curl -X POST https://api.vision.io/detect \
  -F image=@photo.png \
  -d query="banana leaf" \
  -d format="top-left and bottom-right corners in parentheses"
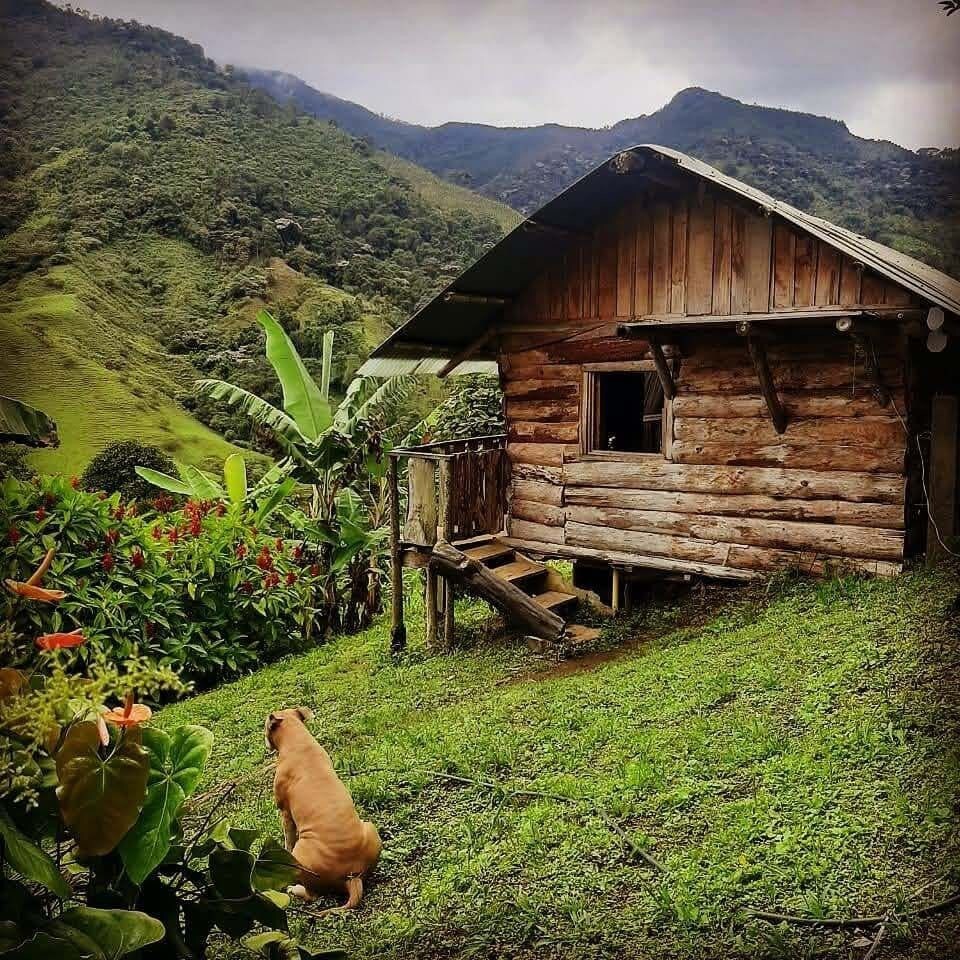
top-left (0, 396), bottom-right (58, 448)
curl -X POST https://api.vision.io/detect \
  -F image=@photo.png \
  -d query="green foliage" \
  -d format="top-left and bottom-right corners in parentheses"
top-left (0, 396), bottom-right (58, 448)
top-left (81, 440), bottom-right (179, 502)
top-left (426, 375), bottom-right (505, 443)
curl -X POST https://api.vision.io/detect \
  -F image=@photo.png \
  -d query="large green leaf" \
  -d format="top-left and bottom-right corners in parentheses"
top-left (133, 466), bottom-right (193, 497)
top-left (254, 476), bottom-right (296, 525)
top-left (196, 379), bottom-right (304, 443)
top-left (256, 311), bottom-right (331, 440)
top-left (319, 329), bottom-right (334, 403)
top-left (251, 839), bottom-right (300, 891)
top-left (0, 396), bottom-right (58, 448)
top-left (46, 907), bottom-right (164, 960)
top-left (0, 931), bottom-right (83, 959)
top-left (224, 453), bottom-right (247, 506)
top-left (244, 931), bottom-right (349, 960)
top-left (0, 805), bottom-right (71, 898)
top-left (119, 725), bottom-right (213, 884)
top-left (56, 723), bottom-right (149, 856)
top-left (181, 464), bottom-right (224, 500)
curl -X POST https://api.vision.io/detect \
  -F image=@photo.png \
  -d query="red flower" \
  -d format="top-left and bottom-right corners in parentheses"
top-left (235, 543), bottom-right (248, 560)
top-left (285, 571), bottom-right (297, 586)
top-left (113, 505), bottom-right (125, 521)
top-left (188, 516), bottom-right (202, 537)
top-left (101, 553), bottom-right (115, 572)
top-left (35, 507), bottom-right (46, 521)
top-left (151, 526), bottom-right (163, 541)
top-left (167, 527), bottom-right (179, 544)
top-left (69, 475), bottom-right (80, 489)
top-left (36, 628), bottom-right (86, 651)
top-left (292, 544), bottom-right (304, 563)
top-left (309, 563), bottom-right (320, 577)
top-left (256, 549), bottom-right (273, 571)
top-left (152, 494), bottom-right (174, 513)
top-left (7, 526), bottom-right (20, 545)
top-left (240, 580), bottom-right (254, 594)
top-left (43, 493), bottom-right (56, 507)
top-left (130, 548), bottom-right (145, 569)
top-left (263, 571), bottom-right (280, 590)
top-left (144, 620), bottom-right (155, 638)
top-left (275, 538), bottom-right (284, 552)
top-left (104, 529), bottom-right (119, 546)
top-left (103, 692), bottom-right (152, 728)
top-left (127, 503), bottom-right (138, 518)
top-left (215, 503), bottom-right (226, 517)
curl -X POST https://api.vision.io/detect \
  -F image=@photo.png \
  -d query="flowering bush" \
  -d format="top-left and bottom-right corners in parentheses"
top-left (1, 474), bottom-right (320, 685)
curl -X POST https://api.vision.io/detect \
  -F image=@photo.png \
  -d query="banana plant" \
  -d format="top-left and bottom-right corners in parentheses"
top-left (0, 395), bottom-right (58, 448)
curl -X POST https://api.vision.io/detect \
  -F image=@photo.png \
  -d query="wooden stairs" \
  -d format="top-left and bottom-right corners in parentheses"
top-left (458, 537), bottom-right (601, 647)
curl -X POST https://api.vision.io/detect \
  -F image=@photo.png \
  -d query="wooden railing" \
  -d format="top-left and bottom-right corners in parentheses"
top-left (389, 434), bottom-right (508, 547)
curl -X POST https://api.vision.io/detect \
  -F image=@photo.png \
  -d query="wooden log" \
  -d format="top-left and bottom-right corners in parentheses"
top-left (438, 459), bottom-right (455, 648)
top-left (512, 463), bottom-right (563, 485)
top-left (438, 329), bottom-right (497, 378)
top-left (403, 457), bottom-right (437, 546)
top-left (507, 517), bottom-right (565, 544)
top-left (388, 457), bottom-right (406, 652)
top-left (611, 567), bottom-right (621, 615)
top-left (508, 421), bottom-right (580, 444)
top-left (564, 486), bottom-right (904, 529)
top-left (928, 394), bottom-right (959, 560)
top-left (424, 567), bottom-right (438, 647)
top-left (505, 399), bottom-right (578, 422)
top-left (512, 479), bottom-right (564, 507)
top-left (507, 442), bottom-right (576, 466)
top-left (743, 328), bottom-right (787, 434)
top-left (565, 504), bottom-right (904, 562)
top-left (672, 392), bottom-right (904, 420)
top-left (671, 440), bottom-right (904, 473)
top-left (429, 539), bottom-right (564, 642)
top-left (502, 380), bottom-right (579, 402)
top-left (562, 458), bottom-right (904, 503)
top-left (511, 498), bottom-right (565, 526)
top-left (647, 337), bottom-right (677, 401)
top-left (673, 416), bottom-right (904, 446)
top-left (500, 361), bottom-right (581, 382)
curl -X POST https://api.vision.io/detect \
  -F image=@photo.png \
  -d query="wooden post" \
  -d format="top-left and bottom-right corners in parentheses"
top-left (388, 456), bottom-right (406, 653)
top-left (611, 567), bottom-right (621, 615)
top-left (646, 336), bottom-right (676, 401)
top-left (928, 394), bottom-right (959, 561)
top-left (438, 458), bottom-right (455, 647)
top-left (424, 568), bottom-right (438, 648)
top-left (738, 322), bottom-right (787, 434)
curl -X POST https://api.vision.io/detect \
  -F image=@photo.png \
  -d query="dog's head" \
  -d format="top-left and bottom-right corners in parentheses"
top-left (264, 706), bottom-right (315, 751)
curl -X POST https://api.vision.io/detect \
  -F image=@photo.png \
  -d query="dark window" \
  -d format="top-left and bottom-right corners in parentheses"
top-left (593, 371), bottom-right (664, 454)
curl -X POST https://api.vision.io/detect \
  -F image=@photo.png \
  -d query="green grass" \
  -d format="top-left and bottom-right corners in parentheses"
top-left (0, 246), bottom-right (240, 475)
top-left (159, 566), bottom-right (960, 958)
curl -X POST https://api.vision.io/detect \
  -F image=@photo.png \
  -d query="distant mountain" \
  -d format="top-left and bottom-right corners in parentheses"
top-left (245, 70), bottom-right (960, 274)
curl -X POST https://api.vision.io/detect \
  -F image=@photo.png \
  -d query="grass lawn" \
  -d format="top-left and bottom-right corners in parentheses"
top-left (159, 566), bottom-right (960, 959)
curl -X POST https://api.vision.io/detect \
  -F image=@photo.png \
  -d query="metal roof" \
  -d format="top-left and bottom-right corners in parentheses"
top-left (361, 144), bottom-right (960, 374)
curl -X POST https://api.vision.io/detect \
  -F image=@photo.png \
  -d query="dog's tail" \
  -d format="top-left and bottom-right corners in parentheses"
top-left (316, 874), bottom-right (363, 916)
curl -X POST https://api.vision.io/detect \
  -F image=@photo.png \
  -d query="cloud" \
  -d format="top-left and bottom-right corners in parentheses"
top-left (80, 0), bottom-right (960, 148)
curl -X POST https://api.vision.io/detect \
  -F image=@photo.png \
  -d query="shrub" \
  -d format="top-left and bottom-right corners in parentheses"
top-left (428, 375), bottom-right (505, 442)
top-left (81, 439), bottom-right (179, 501)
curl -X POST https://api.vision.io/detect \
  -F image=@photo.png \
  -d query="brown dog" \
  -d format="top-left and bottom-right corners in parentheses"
top-left (265, 707), bottom-right (381, 911)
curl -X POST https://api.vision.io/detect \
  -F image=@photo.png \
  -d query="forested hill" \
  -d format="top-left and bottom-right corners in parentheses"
top-left (0, 0), bottom-right (515, 473)
top-left (247, 70), bottom-right (960, 275)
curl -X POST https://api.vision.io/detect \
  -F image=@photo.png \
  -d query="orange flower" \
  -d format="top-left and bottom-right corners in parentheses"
top-left (103, 691), bottom-right (152, 727)
top-left (96, 713), bottom-right (110, 747)
top-left (4, 581), bottom-right (67, 603)
top-left (27, 547), bottom-right (55, 586)
top-left (36, 628), bottom-right (86, 650)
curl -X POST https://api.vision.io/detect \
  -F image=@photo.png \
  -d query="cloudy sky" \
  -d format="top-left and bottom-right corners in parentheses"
top-left (81, 0), bottom-right (960, 149)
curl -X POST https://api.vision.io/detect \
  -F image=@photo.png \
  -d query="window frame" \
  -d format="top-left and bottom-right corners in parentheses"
top-left (578, 360), bottom-right (674, 462)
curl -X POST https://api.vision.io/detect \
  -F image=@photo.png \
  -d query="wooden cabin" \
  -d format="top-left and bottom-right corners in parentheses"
top-left (362, 145), bottom-right (960, 648)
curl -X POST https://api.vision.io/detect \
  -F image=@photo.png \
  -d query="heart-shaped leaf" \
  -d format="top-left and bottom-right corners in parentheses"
top-left (0, 804), bottom-right (71, 897)
top-left (119, 724), bottom-right (213, 883)
top-left (56, 723), bottom-right (149, 856)
top-left (46, 907), bottom-right (164, 959)
top-left (0, 930), bottom-right (84, 959)
top-left (252, 839), bottom-right (300, 892)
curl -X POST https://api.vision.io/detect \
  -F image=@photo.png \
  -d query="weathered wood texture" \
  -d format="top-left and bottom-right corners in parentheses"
top-left (497, 186), bottom-right (915, 576)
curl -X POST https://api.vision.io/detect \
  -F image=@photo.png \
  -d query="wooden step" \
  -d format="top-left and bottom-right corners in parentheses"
top-left (532, 590), bottom-right (577, 612)
top-left (564, 624), bottom-right (602, 645)
top-left (494, 559), bottom-right (546, 586)
top-left (464, 541), bottom-right (515, 565)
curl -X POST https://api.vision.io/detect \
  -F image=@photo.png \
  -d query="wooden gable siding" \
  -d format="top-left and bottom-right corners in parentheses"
top-left (500, 193), bottom-right (915, 577)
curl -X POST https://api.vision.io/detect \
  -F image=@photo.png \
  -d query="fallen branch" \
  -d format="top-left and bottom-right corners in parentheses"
top-left (862, 924), bottom-right (886, 960)
top-left (748, 891), bottom-right (960, 930)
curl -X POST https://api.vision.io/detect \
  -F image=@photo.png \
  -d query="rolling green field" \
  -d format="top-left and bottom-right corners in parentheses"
top-left (160, 566), bottom-right (960, 959)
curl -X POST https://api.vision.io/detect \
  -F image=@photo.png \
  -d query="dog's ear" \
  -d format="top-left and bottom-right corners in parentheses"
top-left (295, 706), bottom-right (314, 723)
top-left (268, 712), bottom-right (283, 732)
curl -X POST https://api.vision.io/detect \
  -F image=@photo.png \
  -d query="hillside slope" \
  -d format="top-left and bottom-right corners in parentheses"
top-left (0, 1), bottom-right (513, 472)
top-left (247, 71), bottom-right (960, 274)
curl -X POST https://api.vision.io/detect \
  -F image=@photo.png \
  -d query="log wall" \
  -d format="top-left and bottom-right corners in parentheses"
top-left (499, 189), bottom-right (916, 577)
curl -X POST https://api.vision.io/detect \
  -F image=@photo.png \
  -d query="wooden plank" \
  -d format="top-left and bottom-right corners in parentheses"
top-left (745, 332), bottom-right (788, 434)
top-left (672, 392), bottom-right (904, 420)
top-left (388, 457), bottom-right (406, 652)
top-left (565, 486), bottom-right (904, 529)
top-left (860, 271), bottom-right (886, 306)
top-left (512, 463), bottom-right (563, 485)
top-left (730, 209), bottom-right (748, 314)
top-left (670, 199), bottom-right (688, 314)
top-left (500, 361), bottom-right (580, 381)
top-left (507, 442), bottom-right (575, 467)
top-left (712, 201), bottom-right (733, 314)
top-left (679, 359), bottom-right (903, 394)
top-left (507, 517), bottom-right (565, 544)
top-left (438, 328), bottom-right (496, 378)
top-left (616, 210), bottom-right (635, 318)
top-left (565, 505), bottom-right (903, 561)
top-left (686, 195), bottom-right (714, 314)
top-left (814, 244), bottom-right (841, 306)
top-left (634, 209), bottom-right (652, 317)
top-left (565, 245), bottom-right (582, 321)
top-left (745, 214), bottom-right (773, 312)
top-left (508, 421), bottom-right (579, 444)
top-left (562, 458), bottom-right (904, 502)
top-left (884, 280), bottom-right (912, 307)
top-left (597, 223), bottom-right (618, 317)
top-left (673, 415), bottom-right (903, 446)
top-left (503, 380), bottom-right (579, 401)
top-left (506, 399), bottom-right (578, 422)
top-left (512, 479), bottom-right (564, 507)
top-left (794, 235), bottom-right (816, 307)
top-left (928, 394), bottom-right (959, 559)
top-left (839, 257), bottom-right (862, 306)
top-left (651, 203), bottom-right (672, 314)
top-left (671, 440), bottom-right (904, 473)
top-left (511, 498), bottom-right (565, 526)
top-left (403, 457), bottom-right (438, 545)
top-left (438, 458), bottom-right (455, 647)
top-left (773, 223), bottom-right (796, 308)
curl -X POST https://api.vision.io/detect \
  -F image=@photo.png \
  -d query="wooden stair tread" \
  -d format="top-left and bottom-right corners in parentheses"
top-left (564, 624), bottom-right (602, 645)
top-left (464, 541), bottom-right (514, 564)
top-left (532, 590), bottom-right (577, 611)
top-left (494, 559), bottom-right (546, 584)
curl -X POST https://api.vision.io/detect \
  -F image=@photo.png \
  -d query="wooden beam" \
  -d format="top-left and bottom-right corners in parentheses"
top-left (738, 322), bottom-right (788, 435)
top-left (442, 292), bottom-right (512, 306)
top-left (928, 395), bottom-right (959, 561)
top-left (611, 567), bottom-right (621, 614)
top-left (522, 219), bottom-right (587, 238)
top-left (645, 334), bottom-right (677, 401)
top-left (437, 328), bottom-right (497, 379)
top-left (388, 456), bottom-right (406, 653)
top-left (438, 458), bottom-right (455, 648)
